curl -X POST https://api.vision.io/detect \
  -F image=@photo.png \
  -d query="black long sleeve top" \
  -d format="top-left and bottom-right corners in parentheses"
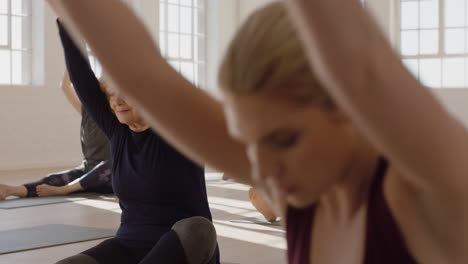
top-left (57, 21), bottom-right (213, 248)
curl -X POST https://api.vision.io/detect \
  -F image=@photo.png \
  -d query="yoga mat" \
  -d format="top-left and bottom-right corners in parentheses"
top-left (230, 217), bottom-right (283, 226)
top-left (0, 192), bottom-right (103, 209)
top-left (0, 224), bottom-right (116, 254)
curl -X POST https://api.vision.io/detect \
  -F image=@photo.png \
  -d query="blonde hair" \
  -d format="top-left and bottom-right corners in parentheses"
top-left (219, 1), bottom-right (334, 108)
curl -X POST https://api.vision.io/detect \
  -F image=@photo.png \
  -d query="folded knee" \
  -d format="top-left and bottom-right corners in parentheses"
top-left (172, 216), bottom-right (217, 264)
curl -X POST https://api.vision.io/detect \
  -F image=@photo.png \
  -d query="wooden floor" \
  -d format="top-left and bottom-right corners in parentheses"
top-left (0, 167), bottom-right (286, 264)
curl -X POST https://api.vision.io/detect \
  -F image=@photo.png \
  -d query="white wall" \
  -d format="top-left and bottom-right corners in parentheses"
top-left (0, 4), bottom-right (81, 171)
top-left (0, 1), bottom-right (144, 171)
top-left (206, 0), bottom-right (239, 98)
top-left (0, 0), bottom-right (240, 172)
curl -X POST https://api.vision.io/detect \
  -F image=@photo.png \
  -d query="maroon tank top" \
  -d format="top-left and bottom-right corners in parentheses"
top-left (286, 159), bottom-right (418, 264)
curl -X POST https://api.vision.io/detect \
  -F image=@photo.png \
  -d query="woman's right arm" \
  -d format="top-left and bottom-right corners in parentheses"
top-left (57, 20), bottom-right (118, 138)
top-left (48, 0), bottom-right (252, 184)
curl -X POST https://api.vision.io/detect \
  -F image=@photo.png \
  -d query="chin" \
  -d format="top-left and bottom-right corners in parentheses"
top-left (287, 195), bottom-right (315, 209)
top-left (117, 117), bottom-right (129, 125)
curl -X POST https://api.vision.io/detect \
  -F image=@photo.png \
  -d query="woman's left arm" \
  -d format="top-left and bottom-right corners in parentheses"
top-left (283, 0), bottom-right (468, 200)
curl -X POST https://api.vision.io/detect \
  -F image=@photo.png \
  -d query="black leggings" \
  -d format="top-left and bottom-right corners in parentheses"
top-left (76, 235), bottom-right (220, 264)
top-left (23, 160), bottom-right (113, 197)
top-left (56, 217), bottom-right (220, 264)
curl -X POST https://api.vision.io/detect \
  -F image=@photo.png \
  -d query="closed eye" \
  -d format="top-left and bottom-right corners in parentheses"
top-left (263, 131), bottom-right (300, 150)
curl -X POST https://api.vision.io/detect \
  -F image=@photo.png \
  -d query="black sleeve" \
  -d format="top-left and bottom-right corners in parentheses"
top-left (57, 20), bottom-right (118, 139)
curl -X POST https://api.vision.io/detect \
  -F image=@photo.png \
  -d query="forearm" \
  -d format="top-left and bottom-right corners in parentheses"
top-left (140, 85), bottom-right (252, 185)
top-left (63, 182), bottom-right (84, 193)
top-left (284, 0), bottom-right (381, 96)
top-left (57, 20), bottom-right (116, 137)
top-left (49, 0), bottom-right (252, 185)
top-left (61, 71), bottom-right (82, 114)
top-left (284, 0), bottom-right (468, 195)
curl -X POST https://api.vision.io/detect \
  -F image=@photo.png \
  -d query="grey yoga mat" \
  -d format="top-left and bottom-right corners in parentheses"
top-left (230, 217), bottom-right (282, 226)
top-left (0, 224), bottom-right (116, 254)
top-left (0, 192), bottom-right (103, 209)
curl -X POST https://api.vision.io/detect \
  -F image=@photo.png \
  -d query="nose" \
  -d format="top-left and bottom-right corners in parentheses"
top-left (114, 96), bottom-right (125, 105)
top-left (110, 95), bottom-right (126, 107)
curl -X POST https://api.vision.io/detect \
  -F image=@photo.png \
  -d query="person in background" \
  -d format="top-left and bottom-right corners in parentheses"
top-left (0, 72), bottom-right (112, 200)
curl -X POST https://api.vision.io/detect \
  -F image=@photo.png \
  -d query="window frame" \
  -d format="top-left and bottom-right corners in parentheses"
top-left (0, 0), bottom-right (33, 86)
top-left (158, 0), bottom-right (207, 88)
top-left (395, 0), bottom-right (468, 88)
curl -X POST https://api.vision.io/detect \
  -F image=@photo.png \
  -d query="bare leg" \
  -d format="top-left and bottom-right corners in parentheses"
top-left (0, 184), bottom-right (27, 200)
top-left (248, 187), bottom-right (277, 222)
top-left (36, 182), bottom-right (84, 197)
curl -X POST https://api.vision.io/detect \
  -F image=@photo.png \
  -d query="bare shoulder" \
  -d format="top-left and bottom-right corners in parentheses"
top-left (384, 168), bottom-right (468, 263)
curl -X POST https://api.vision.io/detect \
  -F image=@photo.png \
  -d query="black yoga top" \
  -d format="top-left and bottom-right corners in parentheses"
top-left (58, 21), bottom-right (213, 248)
top-left (287, 159), bottom-right (417, 264)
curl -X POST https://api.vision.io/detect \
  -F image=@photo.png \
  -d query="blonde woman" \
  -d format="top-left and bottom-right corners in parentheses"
top-left (48, 0), bottom-right (468, 263)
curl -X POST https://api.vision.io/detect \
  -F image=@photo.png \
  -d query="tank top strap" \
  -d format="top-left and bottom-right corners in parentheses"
top-left (369, 158), bottom-right (388, 196)
top-left (286, 205), bottom-right (315, 264)
top-left (364, 158), bottom-right (417, 264)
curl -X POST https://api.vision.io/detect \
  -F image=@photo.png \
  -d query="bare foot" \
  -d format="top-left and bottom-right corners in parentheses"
top-left (36, 184), bottom-right (69, 197)
top-left (0, 184), bottom-right (27, 200)
top-left (249, 188), bottom-right (277, 222)
top-left (0, 184), bottom-right (10, 200)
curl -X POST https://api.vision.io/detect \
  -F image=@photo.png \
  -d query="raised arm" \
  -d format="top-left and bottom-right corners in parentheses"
top-left (60, 71), bottom-right (81, 114)
top-left (47, 0), bottom-right (251, 184)
top-left (57, 20), bottom-right (118, 138)
top-left (283, 0), bottom-right (468, 196)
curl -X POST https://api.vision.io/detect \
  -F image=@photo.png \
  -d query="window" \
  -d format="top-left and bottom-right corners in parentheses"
top-left (0, 0), bottom-right (32, 85)
top-left (398, 0), bottom-right (468, 88)
top-left (159, 0), bottom-right (206, 88)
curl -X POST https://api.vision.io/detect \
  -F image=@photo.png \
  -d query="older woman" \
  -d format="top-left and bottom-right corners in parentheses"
top-left (54, 19), bottom-right (219, 264)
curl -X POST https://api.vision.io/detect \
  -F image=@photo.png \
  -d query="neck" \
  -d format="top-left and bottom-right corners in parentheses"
top-left (318, 138), bottom-right (379, 221)
top-left (127, 121), bottom-right (150, 132)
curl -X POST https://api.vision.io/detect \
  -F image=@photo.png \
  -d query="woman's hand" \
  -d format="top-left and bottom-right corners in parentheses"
top-left (250, 165), bottom-right (287, 220)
